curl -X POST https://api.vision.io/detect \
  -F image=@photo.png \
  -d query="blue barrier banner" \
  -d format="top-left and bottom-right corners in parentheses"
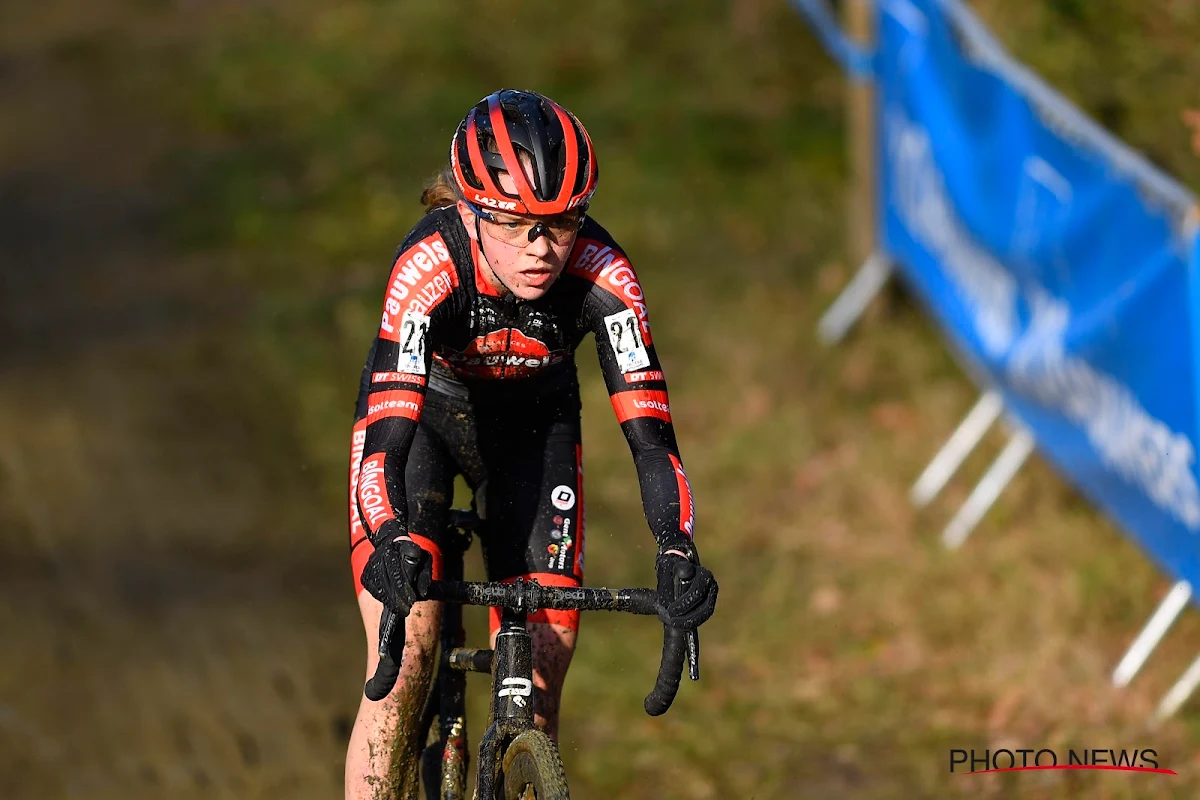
top-left (875, 0), bottom-right (1200, 588)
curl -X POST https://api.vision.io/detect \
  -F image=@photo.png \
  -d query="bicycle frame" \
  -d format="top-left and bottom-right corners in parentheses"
top-left (474, 607), bottom-right (538, 797)
top-left (418, 523), bottom-right (544, 800)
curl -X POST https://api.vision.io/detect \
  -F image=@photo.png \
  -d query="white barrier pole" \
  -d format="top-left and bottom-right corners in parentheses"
top-left (817, 252), bottom-right (893, 344)
top-left (1112, 581), bottom-right (1192, 688)
top-left (911, 391), bottom-right (1004, 508)
top-left (942, 429), bottom-right (1035, 549)
top-left (1153, 650), bottom-right (1200, 724)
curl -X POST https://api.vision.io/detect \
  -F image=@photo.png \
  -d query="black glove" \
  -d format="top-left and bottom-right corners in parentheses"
top-left (360, 535), bottom-right (433, 616)
top-left (655, 545), bottom-right (718, 630)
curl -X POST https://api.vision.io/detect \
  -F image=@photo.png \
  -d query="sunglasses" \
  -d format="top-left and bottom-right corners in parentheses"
top-left (467, 202), bottom-right (587, 246)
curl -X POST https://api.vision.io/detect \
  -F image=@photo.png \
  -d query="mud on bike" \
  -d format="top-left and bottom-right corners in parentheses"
top-left (363, 510), bottom-right (702, 800)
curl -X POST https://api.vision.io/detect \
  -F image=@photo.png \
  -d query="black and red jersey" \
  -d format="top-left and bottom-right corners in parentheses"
top-left (350, 207), bottom-right (695, 556)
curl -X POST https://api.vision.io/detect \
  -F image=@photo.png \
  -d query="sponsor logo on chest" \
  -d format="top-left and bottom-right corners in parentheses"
top-left (440, 328), bottom-right (567, 378)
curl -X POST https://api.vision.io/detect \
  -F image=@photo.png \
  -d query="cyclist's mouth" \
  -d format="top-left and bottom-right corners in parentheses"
top-left (519, 268), bottom-right (556, 287)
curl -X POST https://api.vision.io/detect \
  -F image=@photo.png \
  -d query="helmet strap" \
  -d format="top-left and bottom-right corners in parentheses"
top-left (473, 214), bottom-right (518, 300)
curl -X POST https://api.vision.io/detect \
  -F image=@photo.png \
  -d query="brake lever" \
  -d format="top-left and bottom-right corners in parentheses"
top-left (378, 607), bottom-right (398, 658)
top-left (675, 565), bottom-right (701, 681)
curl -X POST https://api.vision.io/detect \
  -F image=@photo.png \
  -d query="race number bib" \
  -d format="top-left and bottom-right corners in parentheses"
top-left (604, 309), bottom-right (650, 372)
top-left (398, 310), bottom-right (430, 375)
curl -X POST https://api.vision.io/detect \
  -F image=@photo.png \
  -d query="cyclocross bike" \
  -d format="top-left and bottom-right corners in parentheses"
top-left (364, 510), bottom-right (701, 800)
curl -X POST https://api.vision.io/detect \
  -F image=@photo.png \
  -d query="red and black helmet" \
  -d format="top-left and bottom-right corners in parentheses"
top-left (450, 89), bottom-right (598, 217)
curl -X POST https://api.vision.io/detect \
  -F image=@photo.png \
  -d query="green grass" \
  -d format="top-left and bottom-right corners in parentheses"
top-left (6, 1), bottom-right (1200, 798)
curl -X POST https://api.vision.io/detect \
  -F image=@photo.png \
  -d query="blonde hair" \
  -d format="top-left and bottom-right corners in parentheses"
top-left (420, 168), bottom-right (460, 213)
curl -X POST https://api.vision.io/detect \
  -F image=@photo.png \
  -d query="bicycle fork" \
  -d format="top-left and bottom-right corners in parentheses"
top-left (475, 608), bottom-right (536, 797)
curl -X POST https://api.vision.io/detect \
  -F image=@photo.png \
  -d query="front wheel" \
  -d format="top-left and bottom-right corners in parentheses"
top-left (501, 730), bottom-right (570, 800)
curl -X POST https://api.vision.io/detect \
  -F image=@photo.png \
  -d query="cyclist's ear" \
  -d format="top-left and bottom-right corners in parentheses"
top-left (456, 200), bottom-right (479, 240)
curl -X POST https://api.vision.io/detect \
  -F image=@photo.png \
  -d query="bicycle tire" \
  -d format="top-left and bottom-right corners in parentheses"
top-left (500, 730), bottom-right (570, 800)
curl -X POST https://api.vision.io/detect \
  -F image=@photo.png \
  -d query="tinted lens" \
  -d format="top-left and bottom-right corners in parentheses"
top-left (485, 212), bottom-right (582, 245)
top-left (486, 219), bottom-right (536, 245)
top-left (545, 213), bottom-right (583, 238)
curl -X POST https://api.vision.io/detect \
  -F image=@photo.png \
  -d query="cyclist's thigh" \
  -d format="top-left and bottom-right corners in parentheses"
top-left (403, 396), bottom-right (460, 564)
top-left (475, 395), bottom-right (585, 631)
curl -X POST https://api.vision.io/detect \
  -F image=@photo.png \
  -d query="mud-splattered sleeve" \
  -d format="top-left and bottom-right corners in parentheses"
top-left (571, 238), bottom-right (696, 553)
top-left (351, 229), bottom-right (460, 557)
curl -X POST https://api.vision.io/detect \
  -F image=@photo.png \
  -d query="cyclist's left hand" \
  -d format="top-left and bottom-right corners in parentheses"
top-left (361, 534), bottom-right (432, 616)
top-left (655, 547), bottom-right (718, 630)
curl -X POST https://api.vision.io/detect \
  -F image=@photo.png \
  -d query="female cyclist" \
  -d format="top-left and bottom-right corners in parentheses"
top-left (344, 89), bottom-right (719, 798)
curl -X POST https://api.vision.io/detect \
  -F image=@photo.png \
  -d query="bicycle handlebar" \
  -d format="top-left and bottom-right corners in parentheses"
top-left (363, 578), bottom-right (700, 714)
top-left (425, 580), bottom-right (659, 614)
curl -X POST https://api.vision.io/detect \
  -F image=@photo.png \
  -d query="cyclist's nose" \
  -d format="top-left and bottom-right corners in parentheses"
top-left (524, 226), bottom-right (554, 256)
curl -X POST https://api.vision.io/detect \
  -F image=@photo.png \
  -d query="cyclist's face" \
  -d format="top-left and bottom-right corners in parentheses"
top-left (457, 164), bottom-right (582, 301)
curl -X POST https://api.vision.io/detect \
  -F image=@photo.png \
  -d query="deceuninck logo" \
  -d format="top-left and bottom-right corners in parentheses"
top-left (949, 748), bottom-right (1174, 775)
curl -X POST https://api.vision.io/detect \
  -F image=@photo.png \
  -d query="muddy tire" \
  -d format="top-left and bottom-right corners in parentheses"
top-left (500, 730), bottom-right (569, 800)
top-left (420, 732), bottom-right (468, 800)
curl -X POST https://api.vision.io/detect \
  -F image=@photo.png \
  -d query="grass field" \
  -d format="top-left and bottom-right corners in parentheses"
top-left (5, 1), bottom-right (1200, 797)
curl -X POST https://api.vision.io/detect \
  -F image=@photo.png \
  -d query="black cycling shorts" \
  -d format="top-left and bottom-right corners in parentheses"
top-left (349, 383), bottom-right (585, 629)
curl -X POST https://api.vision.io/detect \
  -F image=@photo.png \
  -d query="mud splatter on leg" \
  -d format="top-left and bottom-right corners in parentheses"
top-left (346, 595), bottom-right (442, 800)
top-left (528, 621), bottom-right (577, 742)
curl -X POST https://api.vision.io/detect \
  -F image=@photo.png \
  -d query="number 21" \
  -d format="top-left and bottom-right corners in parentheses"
top-left (402, 319), bottom-right (427, 355)
top-left (610, 317), bottom-right (640, 352)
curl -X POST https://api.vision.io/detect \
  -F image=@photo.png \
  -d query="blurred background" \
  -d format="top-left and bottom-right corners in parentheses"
top-left (5, 0), bottom-right (1200, 797)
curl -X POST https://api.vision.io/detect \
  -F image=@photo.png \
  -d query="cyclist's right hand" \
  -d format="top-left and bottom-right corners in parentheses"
top-left (360, 530), bottom-right (432, 616)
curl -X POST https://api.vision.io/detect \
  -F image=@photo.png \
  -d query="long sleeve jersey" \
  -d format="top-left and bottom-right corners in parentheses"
top-left (350, 207), bottom-right (695, 556)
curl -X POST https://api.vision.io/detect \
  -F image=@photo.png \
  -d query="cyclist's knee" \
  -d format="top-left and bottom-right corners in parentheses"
top-left (530, 620), bottom-right (576, 666)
